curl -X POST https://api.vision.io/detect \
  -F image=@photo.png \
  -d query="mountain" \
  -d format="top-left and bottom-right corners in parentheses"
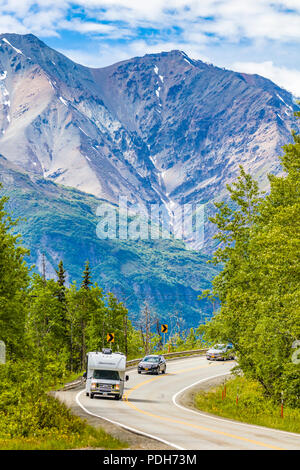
top-left (0, 33), bottom-right (162, 208)
top-left (1, 34), bottom-right (299, 248)
top-left (0, 33), bottom-right (299, 326)
top-left (0, 154), bottom-right (218, 328)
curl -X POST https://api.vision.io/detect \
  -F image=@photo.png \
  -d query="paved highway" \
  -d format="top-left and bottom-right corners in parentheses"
top-left (76, 355), bottom-right (300, 450)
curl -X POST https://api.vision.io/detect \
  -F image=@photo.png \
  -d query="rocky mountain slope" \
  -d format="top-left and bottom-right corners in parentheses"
top-left (0, 34), bottom-right (298, 251)
top-left (0, 33), bottom-right (162, 208)
top-left (0, 154), bottom-right (217, 328)
top-left (0, 33), bottom-right (299, 326)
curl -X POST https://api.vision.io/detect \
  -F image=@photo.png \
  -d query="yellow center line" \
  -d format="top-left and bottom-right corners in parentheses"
top-left (123, 364), bottom-right (284, 450)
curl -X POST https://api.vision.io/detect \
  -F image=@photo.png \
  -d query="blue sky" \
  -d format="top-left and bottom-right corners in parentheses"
top-left (0, 0), bottom-right (300, 96)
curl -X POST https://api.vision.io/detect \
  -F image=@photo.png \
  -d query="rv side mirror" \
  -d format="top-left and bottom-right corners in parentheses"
top-left (125, 375), bottom-right (129, 381)
top-left (83, 372), bottom-right (87, 379)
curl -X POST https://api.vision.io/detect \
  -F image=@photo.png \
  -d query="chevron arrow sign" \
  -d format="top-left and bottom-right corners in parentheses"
top-left (107, 333), bottom-right (115, 343)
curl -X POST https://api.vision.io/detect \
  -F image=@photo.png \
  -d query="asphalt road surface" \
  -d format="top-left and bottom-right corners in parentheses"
top-left (76, 355), bottom-right (300, 450)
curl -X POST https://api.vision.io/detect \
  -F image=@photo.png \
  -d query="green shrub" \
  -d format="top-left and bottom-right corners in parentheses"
top-left (0, 360), bottom-right (127, 449)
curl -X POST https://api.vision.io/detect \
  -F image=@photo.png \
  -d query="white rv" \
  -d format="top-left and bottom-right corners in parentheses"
top-left (84, 349), bottom-right (128, 400)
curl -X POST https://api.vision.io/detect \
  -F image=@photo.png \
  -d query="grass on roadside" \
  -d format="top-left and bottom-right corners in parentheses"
top-left (0, 378), bottom-right (128, 451)
top-left (195, 376), bottom-right (300, 434)
top-left (0, 424), bottom-right (128, 450)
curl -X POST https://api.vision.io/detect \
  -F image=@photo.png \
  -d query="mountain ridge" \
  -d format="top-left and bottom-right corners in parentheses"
top-left (1, 33), bottom-right (299, 239)
top-left (0, 33), bottom-right (299, 325)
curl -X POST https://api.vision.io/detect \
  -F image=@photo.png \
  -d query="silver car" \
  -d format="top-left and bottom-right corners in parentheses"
top-left (206, 344), bottom-right (235, 361)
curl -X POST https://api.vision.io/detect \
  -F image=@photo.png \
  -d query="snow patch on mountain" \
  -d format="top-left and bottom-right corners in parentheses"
top-left (2, 38), bottom-right (24, 55)
top-left (276, 93), bottom-right (293, 111)
top-left (78, 126), bottom-right (90, 137)
top-left (59, 96), bottom-right (68, 106)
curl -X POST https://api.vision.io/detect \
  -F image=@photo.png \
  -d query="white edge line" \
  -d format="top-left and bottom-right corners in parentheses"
top-left (172, 372), bottom-right (300, 439)
top-left (76, 389), bottom-right (185, 451)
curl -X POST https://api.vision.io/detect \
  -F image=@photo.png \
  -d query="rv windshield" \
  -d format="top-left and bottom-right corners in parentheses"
top-left (93, 370), bottom-right (120, 380)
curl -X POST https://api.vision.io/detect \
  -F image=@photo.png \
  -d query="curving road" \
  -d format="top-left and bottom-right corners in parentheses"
top-left (76, 355), bottom-right (300, 450)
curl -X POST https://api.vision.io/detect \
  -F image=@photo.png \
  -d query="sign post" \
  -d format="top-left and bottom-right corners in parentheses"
top-left (0, 341), bottom-right (6, 364)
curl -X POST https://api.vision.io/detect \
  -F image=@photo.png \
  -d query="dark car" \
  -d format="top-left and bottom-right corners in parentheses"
top-left (138, 355), bottom-right (166, 375)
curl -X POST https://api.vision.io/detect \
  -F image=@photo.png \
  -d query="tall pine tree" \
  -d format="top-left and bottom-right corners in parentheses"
top-left (56, 260), bottom-right (66, 302)
top-left (81, 261), bottom-right (92, 290)
top-left (0, 187), bottom-right (30, 358)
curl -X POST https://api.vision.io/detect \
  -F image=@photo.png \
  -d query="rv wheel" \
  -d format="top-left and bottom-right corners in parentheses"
top-left (90, 393), bottom-right (94, 399)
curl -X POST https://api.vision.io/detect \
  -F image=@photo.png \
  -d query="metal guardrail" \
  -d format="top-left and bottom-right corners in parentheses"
top-left (126, 348), bottom-right (208, 367)
top-left (60, 377), bottom-right (84, 390)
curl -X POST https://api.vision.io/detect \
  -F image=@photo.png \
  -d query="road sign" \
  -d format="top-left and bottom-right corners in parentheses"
top-left (107, 333), bottom-right (115, 343)
top-left (161, 324), bottom-right (168, 333)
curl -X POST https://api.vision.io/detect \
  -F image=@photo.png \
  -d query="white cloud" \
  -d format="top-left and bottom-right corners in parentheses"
top-left (0, 1), bottom-right (300, 41)
top-left (23, 8), bottom-right (65, 37)
top-left (231, 61), bottom-right (300, 97)
top-left (59, 19), bottom-right (117, 35)
top-left (0, 1), bottom-right (300, 96)
top-left (0, 14), bottom-right (28, 34)
top-left (76, 0), bottom-right (300, 42)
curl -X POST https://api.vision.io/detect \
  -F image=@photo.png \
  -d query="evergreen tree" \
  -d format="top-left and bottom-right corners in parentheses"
top-left (202, 120), bottom-right (300, 404)
top-left (56, 260), bottom-right (66, 287)
top-left (105, 293), bottom-right (129, 353)
top-left (26, 274), bottom-right (69, 358)
top-left (55, 260), bottom-right (69, 354)
top-left (65, 283), bottom-right (82, 370)
top-left (56, 260), bottom-right (66, 303)
top-left (81, 261), bottom-right (92, 290)
top-left (0, 187), bottom-right (30, 358)
top-left (85, 285), bottom-right (106, 352)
